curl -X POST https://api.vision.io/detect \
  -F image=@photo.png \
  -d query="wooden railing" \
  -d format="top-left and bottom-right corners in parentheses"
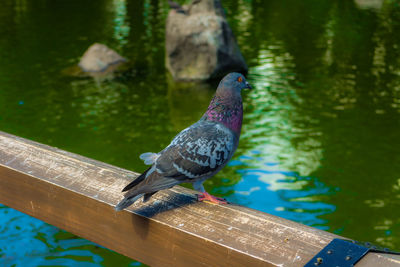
top-left (0, 131), bottom-right (399, 266)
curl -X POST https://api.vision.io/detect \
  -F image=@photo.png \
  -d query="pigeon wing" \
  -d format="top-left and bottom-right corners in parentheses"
top-left (155, 121), bottom-right (237, 181)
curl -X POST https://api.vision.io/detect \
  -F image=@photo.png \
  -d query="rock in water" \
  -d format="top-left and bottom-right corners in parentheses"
top-left (78, 43), bottom-right (127, 73)
top-left (165, 0), bottom-right (248, 81)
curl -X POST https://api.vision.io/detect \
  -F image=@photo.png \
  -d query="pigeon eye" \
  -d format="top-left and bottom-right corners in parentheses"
top-left (237, 76), bottom-right (243, 82)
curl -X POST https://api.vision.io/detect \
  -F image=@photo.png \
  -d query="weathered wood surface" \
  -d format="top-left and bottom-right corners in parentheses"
top-left (0, 131), bottom-right (399, 266)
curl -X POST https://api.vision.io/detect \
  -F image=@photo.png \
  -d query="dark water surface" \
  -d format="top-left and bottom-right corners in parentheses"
top-left (1, 0), bottom-right (400, 265)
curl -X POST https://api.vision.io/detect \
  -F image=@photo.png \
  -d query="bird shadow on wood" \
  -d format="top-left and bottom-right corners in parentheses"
top-left (130, 192), bottom-right (197, 239)
top-left (135, 192), bottom-right (197, 218)
top-left (130, 213), bottom-right (150, 240)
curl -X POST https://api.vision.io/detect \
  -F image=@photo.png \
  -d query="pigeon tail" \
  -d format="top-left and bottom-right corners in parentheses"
top-left (117, 169), bottom-right (180, 210)
top-left (122, 167), bottom-right (152, 192)
top-left (115, 194), bottom-right (143, 211)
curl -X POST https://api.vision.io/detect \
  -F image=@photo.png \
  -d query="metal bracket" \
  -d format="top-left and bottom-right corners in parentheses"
top-left (305, 238), bottom-right (400, 267)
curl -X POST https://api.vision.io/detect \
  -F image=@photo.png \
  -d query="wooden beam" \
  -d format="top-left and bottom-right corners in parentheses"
top-left (0, 131), bottom-right (398, 266)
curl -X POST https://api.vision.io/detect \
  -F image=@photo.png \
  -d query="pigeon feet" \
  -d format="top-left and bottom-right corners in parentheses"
top-left (197, 192), bottom-right (228, 204)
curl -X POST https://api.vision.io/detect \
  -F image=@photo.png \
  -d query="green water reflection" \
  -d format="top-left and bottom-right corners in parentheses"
top-left (1, 0), bottom-right (400, 265)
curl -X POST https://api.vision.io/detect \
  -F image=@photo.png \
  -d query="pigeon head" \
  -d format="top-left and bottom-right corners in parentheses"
top-left (203, 72), bottom-right (251, 135)
top-left (216, 72), bottom-right (252, 97)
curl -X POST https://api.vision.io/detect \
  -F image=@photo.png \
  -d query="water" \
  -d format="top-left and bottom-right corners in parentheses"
top-left (1, 0), bottom-right (400, 265)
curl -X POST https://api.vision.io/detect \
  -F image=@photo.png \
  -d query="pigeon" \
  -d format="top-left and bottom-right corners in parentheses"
top-left (115, 72), bottom-right (252, 211)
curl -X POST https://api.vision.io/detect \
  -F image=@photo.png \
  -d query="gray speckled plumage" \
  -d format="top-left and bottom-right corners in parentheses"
top-left (115, 72), bottom-right (251, 211)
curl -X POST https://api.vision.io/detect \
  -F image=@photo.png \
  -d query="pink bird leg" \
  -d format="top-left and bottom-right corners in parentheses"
top-left (197, 192), bottom-right (228, 204)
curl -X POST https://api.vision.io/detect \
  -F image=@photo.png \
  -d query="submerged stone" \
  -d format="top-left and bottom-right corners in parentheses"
top-left (78, 43), bottom-right (127, 74)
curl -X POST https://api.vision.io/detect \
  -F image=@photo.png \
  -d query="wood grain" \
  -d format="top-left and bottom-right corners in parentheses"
top-left (0, 131), bottom-right (398, 266)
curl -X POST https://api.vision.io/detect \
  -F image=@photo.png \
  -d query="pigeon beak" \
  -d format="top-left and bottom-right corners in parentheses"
top-left (245, 81), bottom-right (252, 90)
